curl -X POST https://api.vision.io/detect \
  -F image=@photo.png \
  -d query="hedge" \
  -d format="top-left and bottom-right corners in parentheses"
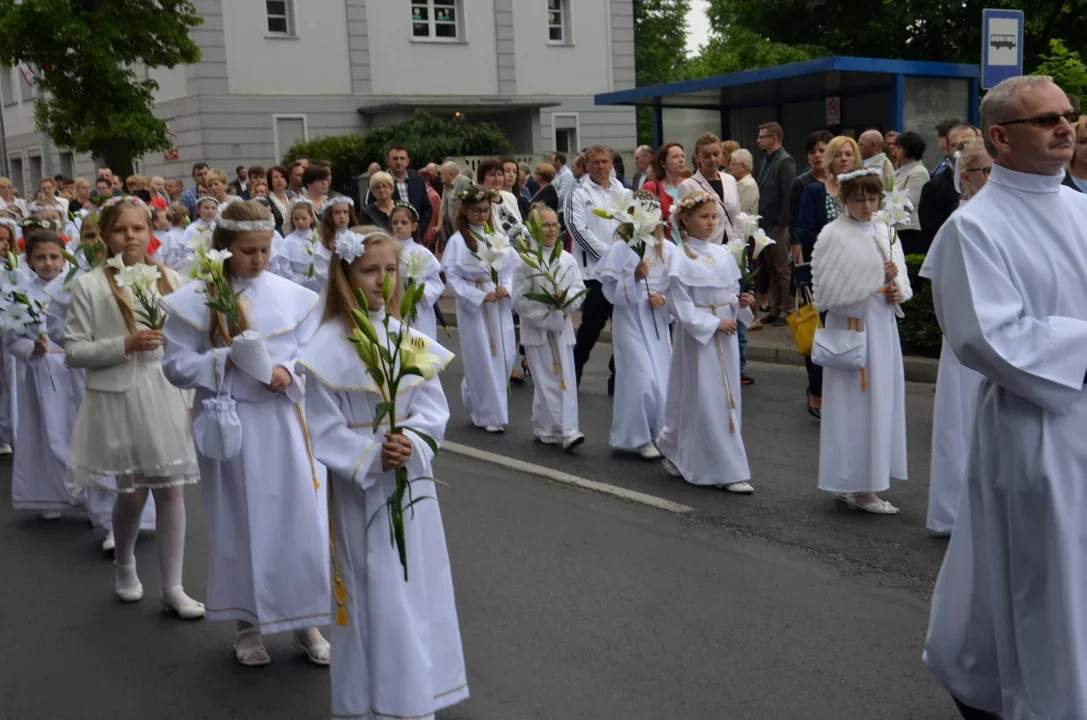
top-left (898, 253), bottom-right (942, 358)
top-left (280, 111), bottom-right (514, 189)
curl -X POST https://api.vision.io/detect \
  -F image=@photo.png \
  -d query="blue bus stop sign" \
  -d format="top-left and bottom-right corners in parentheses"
top-left (982, 8), bottom-right (1024, 90)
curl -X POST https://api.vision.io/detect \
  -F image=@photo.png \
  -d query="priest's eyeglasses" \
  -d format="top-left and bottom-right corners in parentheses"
top-left (997, 110), bottom-right (1080, 128)
top-left (964, 166), bottom-right (992, 176)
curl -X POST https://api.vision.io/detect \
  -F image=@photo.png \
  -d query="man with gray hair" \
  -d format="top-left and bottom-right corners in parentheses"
top-left (923, 75), bottom-right (1084, 720)
top-left (630, 145), bottom-right (654, 190)
top-left (859, 128), bottom-right (895, 189)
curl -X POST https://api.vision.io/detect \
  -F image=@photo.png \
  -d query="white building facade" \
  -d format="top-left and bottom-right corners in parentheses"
top-left (0, 0), bottom-right (636, 195)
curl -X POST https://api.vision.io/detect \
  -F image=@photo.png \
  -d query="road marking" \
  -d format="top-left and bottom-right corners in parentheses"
top-left (442, 441), bottom-right (694, 515)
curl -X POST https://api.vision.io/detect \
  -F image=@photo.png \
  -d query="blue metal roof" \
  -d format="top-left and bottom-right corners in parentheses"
top-left (595, 56), bottom-right (980, 106)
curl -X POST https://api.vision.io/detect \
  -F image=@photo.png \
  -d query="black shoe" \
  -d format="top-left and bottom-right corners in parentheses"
top-left (770, 317), bottom-right (787, 327)
top-left (807, 401), bottom-right (821, 420)
top-left (607, 377), bottom-right (615, 396)
top-left (510, 373), bottom-right (525, 387)
top-left (741, 374), bottom-right (754, 386)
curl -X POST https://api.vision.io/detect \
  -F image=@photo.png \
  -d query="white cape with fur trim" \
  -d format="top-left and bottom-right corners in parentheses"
top-left (810, 216), bottom-right (909, 495)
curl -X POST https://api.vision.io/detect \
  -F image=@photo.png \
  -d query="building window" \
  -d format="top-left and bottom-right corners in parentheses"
top-left (8, 155), bottom-right (23, 197)
top-left (274, 115), bottom-right (308, 161)
top-left (59, 151), bottom-right (74, 180)
top-left (553, 113), bottom-right (579, 153)
top-left (547, 0), bottom-right (570, 43)
top-left (266, 0), bottom-right (294, 36)
top-left (411, 0), bottom-right (460, 41)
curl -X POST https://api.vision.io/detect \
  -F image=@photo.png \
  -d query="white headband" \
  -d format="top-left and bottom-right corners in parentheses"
top-left (321, 196), bottom-right (354, 213)
top-left (196, 195), bottom-right (218, 207)
top-left (216, 217), bottom-right (275, 232)
top-left (836, 167), bottom-right (882, 184)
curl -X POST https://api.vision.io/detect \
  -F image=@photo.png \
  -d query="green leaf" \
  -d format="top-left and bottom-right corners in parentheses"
top-left (524, 292), bottom-right (561, 308)
top-left (371, 401), bottom-right (394, 430)
top-left (550, 239), bottom-right (562, 264)
top-left (367, 365), bottom-right (385, 387)
top-left (402, 426), bottom-right (440, 456)
top-left (561, 288), bottom-right (589, 309)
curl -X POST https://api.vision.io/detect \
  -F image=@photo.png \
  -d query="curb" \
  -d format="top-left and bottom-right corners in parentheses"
top-left (437, 308), bottom-right (940, 384)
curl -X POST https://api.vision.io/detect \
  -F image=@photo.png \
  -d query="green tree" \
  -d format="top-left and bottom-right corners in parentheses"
top-left (0, 0), bottom-right (202, 179)
top-left (705, 0), bottom-right (1087, 73)
top-left (685, 26), bottom-right (828, 79)
top-left (1033, 38), bottom-right (1087, 98)
top-left (634, 0), bottom-right (691, 145)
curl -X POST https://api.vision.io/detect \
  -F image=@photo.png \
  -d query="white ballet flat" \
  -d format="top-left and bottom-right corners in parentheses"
top-left (638, 442), bottom-right (662, 460)
top-left (562, 434), bottom-right (585, 451)
top-left (484, 425), bottom-right (504, 434)
top-left (114, 562), bottom-right (143, 603)
top-left (293, 636), bottom-right (331, 666)
top-left (0, 443), bottom-right (12, 456)
top-left (235, 629), bottom-right (271, 667)
top-left (722, 481), bottom-right (754, 494)
top-left (534, 433), bottom-right (559, 445)
top-left (100, 530), bottom-right (115, 552)
top-left (41, 510), bottom-right (62, 520)
top-left (662, 458), bottom-right (682, 478)
top-left (160, 588), bottom-right (205, 620)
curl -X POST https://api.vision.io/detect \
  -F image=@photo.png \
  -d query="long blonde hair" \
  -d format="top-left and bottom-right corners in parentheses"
top-left (321, 226), bottom-right (404, 330)
top-left (206, 201), bottom-right (273, 347)
top-left (100, 198), bottom-right (176, 333)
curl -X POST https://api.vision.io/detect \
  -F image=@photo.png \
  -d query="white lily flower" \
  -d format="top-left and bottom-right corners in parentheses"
top-left (737, 212), bottom-right (762, 239)
top-left (203, 248), bottom-right (233, 275)
top-left (887, 206), bottom-right (910, 226)
top-left (401, 250), bottom-right (429, 281)
top-left (106, 256), bottom-right (126, 273)
top-left (601, 186), bottom-right (635, 222)
top-left (725, 238), bottom-right (747, 270)
top-left (750, 228), bottom-right (776, 260)
top-left (884, 188), bottom-right (914, 212)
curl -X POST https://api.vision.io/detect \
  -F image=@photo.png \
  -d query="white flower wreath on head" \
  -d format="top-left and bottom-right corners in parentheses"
top-left (672, 191), bottom-right (718, 215)
top-left (836, 167), bottom-right (882, 184)
top-left (0, 217), bottom-right (16, 230)
top-left (195, 195), bottom-right (219, 208)
top-left (335, 229), bottom-right (372, 263)
top-left (321, 196), bottom-right (355, 214)
top-left (216, 217), bottom-right (276, 232)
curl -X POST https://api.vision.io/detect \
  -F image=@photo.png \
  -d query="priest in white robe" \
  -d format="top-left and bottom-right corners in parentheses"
top-left (923, 75), bottom-right (1087, 720)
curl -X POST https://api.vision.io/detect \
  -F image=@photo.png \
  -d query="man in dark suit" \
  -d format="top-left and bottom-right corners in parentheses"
top-left (918, 123), bottom-right (979, 253)
top-left (629, 145), bottom-right (653, 190)
top-left (755, 122), bottom-right (797, 325)
top-left (383, 145), bottom-right (433, 232)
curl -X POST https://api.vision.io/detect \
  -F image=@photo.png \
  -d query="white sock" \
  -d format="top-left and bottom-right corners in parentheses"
top-left (112, 485), bottom-right (149, 588)
top-left (152, 486), bottom-right (197, 606)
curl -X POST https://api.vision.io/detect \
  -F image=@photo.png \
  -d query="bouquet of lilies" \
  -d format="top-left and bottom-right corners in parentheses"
top-left (592, 187), bottom-right (665, 337)
top-left (728, 212), bottom-right (777, 292)
top-left (347, 272), bottom-right (448, 584)
top-left (514, 210), bottom-right (588, 314)
top-left (190, 246), bottom-right (243, 328)
top-left (400, 248), bottom-right (430, 288)
top-left (877, 188), bottom-right (914, 250)
top-left (107, 256), bottom-right (167, 329)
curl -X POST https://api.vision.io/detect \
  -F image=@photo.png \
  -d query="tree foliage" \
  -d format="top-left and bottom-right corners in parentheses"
top-left (684, 26), bottom-right (828, 79)
top-left (283, 112), bottom-right (513, 186)
top-left (705, 0), bottom-right (1087, 74)
top-left (0, 0), bottom-right (202, 178)
top-left (1033, 38), bottom-right (1087, 98)
top-left (633, 0), bottom-right (691, 145)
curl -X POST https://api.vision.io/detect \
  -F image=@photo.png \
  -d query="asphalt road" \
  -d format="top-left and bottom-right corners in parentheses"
top-left (0, 332), bottom-right (960, 719)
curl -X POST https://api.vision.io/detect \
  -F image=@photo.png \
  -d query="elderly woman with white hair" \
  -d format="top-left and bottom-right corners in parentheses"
top-left (728, 149), bottom-right (759, 216)
top-left (358, 171), bottom-right (396, 232)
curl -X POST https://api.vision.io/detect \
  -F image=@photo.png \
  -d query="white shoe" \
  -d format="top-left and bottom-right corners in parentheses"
top-left (723, 481), bottom-right (754, 494)
top-left (662, 458), bottom-right (681, 477)
top-left (0, 442), bottom-right (12, 456)
top-left (484, 425), bottom-right (504, 434)
top-left (41, 510), bottom-right (62, 520)
top-left (161, 587), bottom-right (205, 620)
top-left (100, 530), bottom-right (115, 552)
top-left (114, 562), bottom-right (143, 603)
top-left (534, 433), bottom-right (559, 445)
top-left (562, 433), bottom-right (585, 451)
top-left (638, 442), bottom-right (662, 460)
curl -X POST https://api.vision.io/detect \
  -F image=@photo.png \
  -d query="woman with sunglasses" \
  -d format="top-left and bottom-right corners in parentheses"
top-left (920, 137), bottom-right (991, 538)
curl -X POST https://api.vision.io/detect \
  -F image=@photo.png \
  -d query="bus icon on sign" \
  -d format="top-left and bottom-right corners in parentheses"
top-left (990, 34), bottom-right (1016, 50)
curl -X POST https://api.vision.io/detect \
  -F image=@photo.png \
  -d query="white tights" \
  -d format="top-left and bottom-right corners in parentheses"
top-left (112, 480), bottom-right (192, 604)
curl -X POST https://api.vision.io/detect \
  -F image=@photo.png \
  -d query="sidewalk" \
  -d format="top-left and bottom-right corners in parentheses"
top-left (435, 293), bottom-right (939, 383)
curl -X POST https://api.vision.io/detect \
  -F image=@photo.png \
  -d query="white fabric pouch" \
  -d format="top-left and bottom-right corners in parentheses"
top-left (811, 327), bottom-right (867, 370)
top-left (193, 371), bottom-right (242, 461)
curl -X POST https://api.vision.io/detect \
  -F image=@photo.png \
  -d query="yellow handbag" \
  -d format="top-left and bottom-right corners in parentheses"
top-left (787, 286), bottom-right (822, 357)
